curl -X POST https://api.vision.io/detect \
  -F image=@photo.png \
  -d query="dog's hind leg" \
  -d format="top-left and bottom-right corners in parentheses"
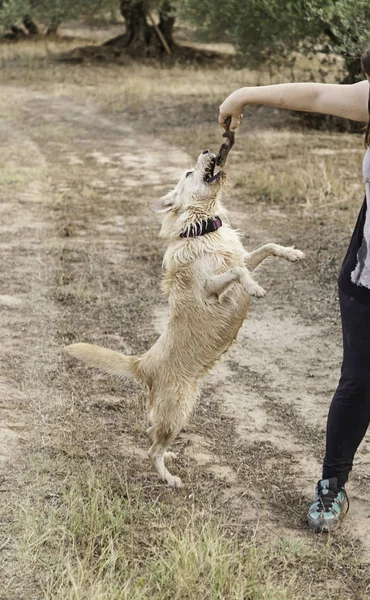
top-left (147, 425), bottom-right (177, 460)
top-left (148, 423), bottom-right (183, 488)
top-left (244, 243), bottom-right (305, 272)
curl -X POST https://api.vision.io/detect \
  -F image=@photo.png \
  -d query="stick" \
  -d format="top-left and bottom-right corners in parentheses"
top-left (147, 12), bottom-right (172, 56)
top-left (216, 117), bottom-right (235, 167)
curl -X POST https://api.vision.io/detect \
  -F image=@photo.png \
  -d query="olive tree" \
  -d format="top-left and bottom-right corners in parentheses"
top-left (0, 0), bottom-right (177, 56)
top-left (179, 0), bottom-right (370, 82)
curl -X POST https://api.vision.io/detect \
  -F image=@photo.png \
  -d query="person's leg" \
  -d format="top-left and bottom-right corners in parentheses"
top-left (323, 290), bottom-right (370, 486)
top-left (308, 289), bottom-right (370, 532)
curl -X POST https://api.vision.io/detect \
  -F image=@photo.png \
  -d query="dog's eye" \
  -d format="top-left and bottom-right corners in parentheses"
top-left (185, 171), bottom-right (193, 178)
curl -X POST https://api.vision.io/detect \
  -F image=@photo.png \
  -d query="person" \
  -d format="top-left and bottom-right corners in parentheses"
top-left (218, 49), bottom-right (370, 533)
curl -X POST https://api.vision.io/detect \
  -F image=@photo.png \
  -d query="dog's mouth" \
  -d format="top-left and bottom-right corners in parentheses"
top-left (204, 157), bottom-right (223, 184)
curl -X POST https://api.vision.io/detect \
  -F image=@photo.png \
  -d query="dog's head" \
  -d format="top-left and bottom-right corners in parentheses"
top-left (152, 150), bottom-right (226, 238)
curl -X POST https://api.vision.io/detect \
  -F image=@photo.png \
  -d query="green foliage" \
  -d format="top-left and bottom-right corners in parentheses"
top-left (306, 0), bottom-right (370, 57)
top-left (0, 0), bottom-right (118, 30)
top-left (178, 0), bottom-right (315, 65)
top-left (0, 0), bottom-right (30, 29)
top-left (0, 0), bottom-right (174, 31)
top-left (179, 0), bottom-right (370, 78)
top-left (2, 0), bottom-right (370, 81)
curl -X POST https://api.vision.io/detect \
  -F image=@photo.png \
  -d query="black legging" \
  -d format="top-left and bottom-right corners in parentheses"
top-left (323, 288), bottom-right (370, 487)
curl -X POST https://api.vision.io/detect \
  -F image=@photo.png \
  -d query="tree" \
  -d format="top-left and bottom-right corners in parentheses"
top-left (102, 0), bottom-right (225, 61)
top-left (0, 0), bottom-right (36, 35)
top-left (5, 0), bottom-right (368, 75)
top-left (103, 0), bottom-right (177, 57)
top-left (179, 0), bottom-right (370, 83)
top-left (0, 0), bottom-right (182, 59)
top-left (307, 0), bottom-right (370, 83)
top-left (0, 0), bottom-right (118, 37)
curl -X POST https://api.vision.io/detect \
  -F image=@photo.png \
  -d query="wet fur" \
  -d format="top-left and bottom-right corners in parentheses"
top-left (67, 151), bottom-right (304, 487)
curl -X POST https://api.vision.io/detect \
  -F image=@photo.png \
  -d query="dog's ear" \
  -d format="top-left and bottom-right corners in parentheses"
top-left (151, 192), bottom-right (177, 214)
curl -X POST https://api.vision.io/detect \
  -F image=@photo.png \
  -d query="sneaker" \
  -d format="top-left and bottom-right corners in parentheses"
top-left (307, 477), bottom-right (349, 533)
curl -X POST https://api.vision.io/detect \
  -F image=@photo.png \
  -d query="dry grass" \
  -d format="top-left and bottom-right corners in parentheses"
top-left (1, 32), bottom-right (370, 600)
top-left (13, 472), bottom-right (367, 600)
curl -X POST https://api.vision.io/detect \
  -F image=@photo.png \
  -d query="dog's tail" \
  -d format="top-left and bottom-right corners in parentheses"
top-left (66, 343), bottom-right (142, 381)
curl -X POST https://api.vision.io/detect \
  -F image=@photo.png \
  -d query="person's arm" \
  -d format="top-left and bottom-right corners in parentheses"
top-left (219, 80), bottom-right (369, 131)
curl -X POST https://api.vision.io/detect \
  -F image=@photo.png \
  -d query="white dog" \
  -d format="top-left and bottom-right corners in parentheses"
top-left (67, 150), bottom-right (304, 487)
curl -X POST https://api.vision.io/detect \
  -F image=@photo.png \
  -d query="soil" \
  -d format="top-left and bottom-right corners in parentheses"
top-left (1, 74), bottom-right (370, 597)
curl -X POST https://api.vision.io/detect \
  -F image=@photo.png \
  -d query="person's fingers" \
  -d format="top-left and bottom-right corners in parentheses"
top-left (218, 111), bottom-right (228, 129)
top-left (219, 107), bottom-right (243, 130)
top-left (229, 115), bottom-right (240, 132)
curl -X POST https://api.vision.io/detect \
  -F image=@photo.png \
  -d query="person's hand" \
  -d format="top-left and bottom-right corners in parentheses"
top-left (219, 90), bottom-right (245, 131)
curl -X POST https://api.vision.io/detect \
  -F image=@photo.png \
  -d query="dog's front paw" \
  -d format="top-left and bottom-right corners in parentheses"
top-left (283, 247), bottom-right (305, 262)
top-left (247, 282), bottom-right (266, 298)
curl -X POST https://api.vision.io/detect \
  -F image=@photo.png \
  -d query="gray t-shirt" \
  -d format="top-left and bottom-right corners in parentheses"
top-left (351, 147), bottom-right (370, 289)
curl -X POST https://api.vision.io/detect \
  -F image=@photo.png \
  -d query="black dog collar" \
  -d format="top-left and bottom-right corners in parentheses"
top-left (180, 216), bottom-right (222, 238)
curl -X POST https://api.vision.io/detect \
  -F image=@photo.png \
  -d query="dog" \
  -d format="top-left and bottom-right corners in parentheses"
top-left (67, 149), bottom-right (304, 488)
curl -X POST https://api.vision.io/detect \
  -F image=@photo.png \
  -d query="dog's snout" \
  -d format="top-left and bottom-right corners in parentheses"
top-left (202, 149), bottom-right (210, 155)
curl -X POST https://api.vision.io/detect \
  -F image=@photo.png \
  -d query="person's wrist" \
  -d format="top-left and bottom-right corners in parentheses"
top-left (233, 88), bottom-right (247, 109)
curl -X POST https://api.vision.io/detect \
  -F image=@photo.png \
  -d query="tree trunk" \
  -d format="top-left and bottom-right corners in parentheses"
top-left (104, 0), bottom-right (176, 57)
top-left (54, 0), bottom-right (225, 65)
top-left (23, 14), bottom-right (39, 36)
top-left (0, 2), bottom-right (39, 39)
top-left (45, 20), bottom-right (61, 36)
top-left (342, 56), bottom-right (364, 84)
top-left (158, 0), bottom-right (176, 48)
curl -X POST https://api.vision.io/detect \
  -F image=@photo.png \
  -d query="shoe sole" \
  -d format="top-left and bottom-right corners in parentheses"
top-left (307, 514), bottom-right (342, 533)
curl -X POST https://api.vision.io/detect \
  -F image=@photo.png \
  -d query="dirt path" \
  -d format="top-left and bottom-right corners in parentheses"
top-left (1, 83), bottom-right (370, 597)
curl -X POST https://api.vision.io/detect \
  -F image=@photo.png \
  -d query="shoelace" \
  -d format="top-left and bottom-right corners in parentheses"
top-left (317, 485), bottom-right (350, 514)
